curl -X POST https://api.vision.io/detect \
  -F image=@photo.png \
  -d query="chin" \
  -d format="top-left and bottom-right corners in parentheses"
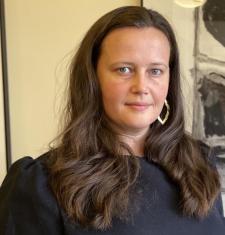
top-left (127, 118), bottom-right (155, 128)
top-left (123, 122), bottom-right (151, 132)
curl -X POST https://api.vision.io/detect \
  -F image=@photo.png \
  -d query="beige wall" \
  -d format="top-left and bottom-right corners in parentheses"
top-left (4, 0), bottom-right (139, 164)
top-left (0, 35), bottom-right (7, 185)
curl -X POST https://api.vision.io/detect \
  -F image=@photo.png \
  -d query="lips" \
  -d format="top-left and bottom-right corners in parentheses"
top-left (125, 102), bottom-right (151, 111)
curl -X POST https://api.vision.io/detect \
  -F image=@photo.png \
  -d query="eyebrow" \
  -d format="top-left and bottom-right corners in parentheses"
top-left (150, 63), bottom-right (169, 69)
top-left (110, 62), bottom-right (169, 69)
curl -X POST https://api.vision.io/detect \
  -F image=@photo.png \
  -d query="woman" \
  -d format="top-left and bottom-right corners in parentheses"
top-left (0, 6), bottom-right (224, 235)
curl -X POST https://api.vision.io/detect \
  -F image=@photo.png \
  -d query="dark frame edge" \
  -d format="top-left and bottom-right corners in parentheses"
top-left (140, 0), bottom-right (143, 7)
top-left (0, 0), bottom-right (12, 170)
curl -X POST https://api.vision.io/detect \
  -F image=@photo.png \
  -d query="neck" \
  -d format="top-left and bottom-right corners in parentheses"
top-left (120, 131), bottom-right (147, 157)
top-left (112, 125), bottom-right (149, 157)
top-left (106, 119), bottom-right (149, 157)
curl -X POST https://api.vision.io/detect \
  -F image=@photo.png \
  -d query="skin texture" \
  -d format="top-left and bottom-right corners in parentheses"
top-left (97, 27), bottom-right (170, 155)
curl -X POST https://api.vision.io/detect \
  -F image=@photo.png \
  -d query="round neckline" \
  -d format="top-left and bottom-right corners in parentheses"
top-left (122, 154), bottom-right (145, 158)
top-left (134, 155), bottom-right (147, 162)
top-left (135, 156), bottom-right (145, 160)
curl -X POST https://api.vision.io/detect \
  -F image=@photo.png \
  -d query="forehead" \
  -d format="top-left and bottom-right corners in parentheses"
top-left (101, 26), bottom-right (169, 47)
top-left (99, 27), bottom-right (170, 64)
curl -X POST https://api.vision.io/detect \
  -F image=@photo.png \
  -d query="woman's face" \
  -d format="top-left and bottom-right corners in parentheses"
top-left (97, 27), bottom-right (170, 135)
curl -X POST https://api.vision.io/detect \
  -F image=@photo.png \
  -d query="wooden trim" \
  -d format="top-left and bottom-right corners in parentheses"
top-left (0, 0), bottom-right (12, 170)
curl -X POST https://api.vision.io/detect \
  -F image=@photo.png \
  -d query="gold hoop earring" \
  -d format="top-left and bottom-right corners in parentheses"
top-left (157, 99), bottom-right (170, 125)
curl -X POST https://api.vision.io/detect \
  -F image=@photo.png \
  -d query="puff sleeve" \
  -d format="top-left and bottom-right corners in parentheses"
top-left (0, 156), bottom-right (63, 235)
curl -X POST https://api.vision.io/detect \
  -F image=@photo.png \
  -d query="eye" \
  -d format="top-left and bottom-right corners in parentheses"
top-left (151, 68), bottom-right (162, 76)
top-left (118, 67), bottom-right (132, 74)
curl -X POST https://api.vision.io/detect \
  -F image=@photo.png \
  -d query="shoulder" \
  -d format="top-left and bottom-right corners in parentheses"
top-left (0, 152), bottom-right (63, 234)
top-left (0, 152), bottom-right (52, 200)
top-left (4, 151), bottom-right (48, 176)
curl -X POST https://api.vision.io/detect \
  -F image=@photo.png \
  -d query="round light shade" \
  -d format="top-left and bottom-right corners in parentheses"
top-left (174, 0), bottom-right (206, 8)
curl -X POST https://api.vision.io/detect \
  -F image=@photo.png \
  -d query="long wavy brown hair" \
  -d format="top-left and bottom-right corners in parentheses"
top-left (47, 6), bottom-right (221, 231)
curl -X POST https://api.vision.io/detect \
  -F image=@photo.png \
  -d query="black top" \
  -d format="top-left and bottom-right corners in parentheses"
top-left (0, 152), bottom-right (225, 235)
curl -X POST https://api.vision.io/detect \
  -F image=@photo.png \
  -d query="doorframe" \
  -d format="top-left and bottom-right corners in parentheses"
top-left (0, 0), bottom-right (12, 170)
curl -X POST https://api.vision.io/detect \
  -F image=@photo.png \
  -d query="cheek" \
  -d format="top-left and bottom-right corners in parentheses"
top-left (162, 84), bottom-right (169, 99)
top-left (154, 80), bottom-right (169, 102)
top-left (101, 82), bottom-right (127, 106)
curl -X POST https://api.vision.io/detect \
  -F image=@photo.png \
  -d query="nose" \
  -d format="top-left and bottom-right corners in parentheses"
top-left (130, 72), bottom-right (149, 95)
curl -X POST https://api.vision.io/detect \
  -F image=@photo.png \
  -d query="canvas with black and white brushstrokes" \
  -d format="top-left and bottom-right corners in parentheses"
top-left (193, 0), bottom-right (225, 192)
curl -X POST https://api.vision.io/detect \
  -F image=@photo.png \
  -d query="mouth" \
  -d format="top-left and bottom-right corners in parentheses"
top-left (125, 102), bottom-right (151, 111)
